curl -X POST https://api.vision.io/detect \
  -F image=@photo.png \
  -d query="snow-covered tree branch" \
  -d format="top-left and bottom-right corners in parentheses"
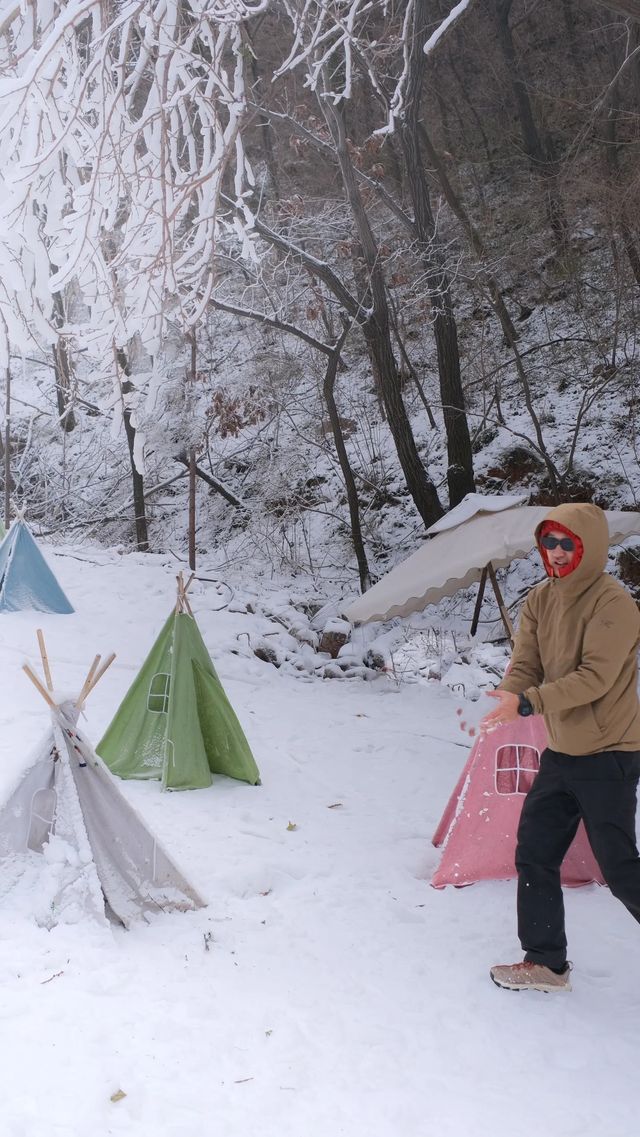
top-left (0, 1), bottom-right (266, 387)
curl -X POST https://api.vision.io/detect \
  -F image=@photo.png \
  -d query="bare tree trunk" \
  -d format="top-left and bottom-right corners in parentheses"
top-left (322, 93), bottom-right (444, 529)
top-left (400, 0), bottom-right (475, 508)
top-left (434, 85), bottom-right (456, 157)
top-left (51, 291), bottom-right (76, 433)
top-left (116, 349), bottom-right (149, 551)
top-left (496, 0), bottom-right (545, 161)
top-left (417, 122), bottom-right (518, 340)
top-left (247, 23), bottom-right (281, 201)
top-left (495, 0), bottom-right (570, 258)
top-left (561, 0), bottom-right (588, 81)
top-left (602, 37), bottom-right (640, 291)
top-left (386, 290), bottom-right (437, 429)
top-left (364, 314), bottom-right (444, 527)
top-left (122, 409), bottom-right (149, 551)
top-left (322, 327), bottom-right (371, 591)
top-left (415, 124), bottom-right (562, 499)
top-left (444, 33), bottom-right (495, 174)
top-left (630, 22), bottom-right (640, 107)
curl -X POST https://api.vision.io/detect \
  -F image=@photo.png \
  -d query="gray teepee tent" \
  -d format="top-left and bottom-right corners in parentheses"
top-left (0, 634), bottom-right (205, 928)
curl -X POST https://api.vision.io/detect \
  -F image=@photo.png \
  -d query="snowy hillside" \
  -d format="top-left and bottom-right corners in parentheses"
top-left (0, 545), bottom-right (638, 1137)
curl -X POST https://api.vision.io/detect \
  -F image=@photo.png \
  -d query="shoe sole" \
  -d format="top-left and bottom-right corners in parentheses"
top-left (490, 973), bottom-right (572, 993)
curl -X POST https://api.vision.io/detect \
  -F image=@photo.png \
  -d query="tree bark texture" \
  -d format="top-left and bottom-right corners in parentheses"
top-left (401, 0), bottom-right (475, 508)
top-left (415, 128), bottom-right (561, 499)
top-left (122, 407), bottom-right (149, 551)
top-left (322, 329), bottom-right (371, 592)
top-left (51, 290), bottom-right (76, 433)
top-left (117, 349), bottom-right (149, 552)
top-left (495, 0), bottom-right (570, 257)
top-left (602, 48), bottom-right (640, 292)
top-left (322, 93), bottom-right (444, 529)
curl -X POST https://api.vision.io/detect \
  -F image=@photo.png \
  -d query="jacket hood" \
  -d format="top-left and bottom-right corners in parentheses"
top-left (534, 503), bottom-right (608, 596)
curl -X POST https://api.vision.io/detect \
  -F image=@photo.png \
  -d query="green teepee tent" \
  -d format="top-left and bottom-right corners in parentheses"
top-left (96, 576), bottom-right (260, 790)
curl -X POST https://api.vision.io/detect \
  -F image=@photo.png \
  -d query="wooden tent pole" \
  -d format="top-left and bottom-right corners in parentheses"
top-left (75, 655), bottom-right (101, 708)
top-left (470, 566), bottom-right (488, 638)
top-left (22, 664), bottom-right (57, 711)
top-left (487, 562), bottom-right (515, 646)
top-left (36, 628), bottom-right (54, 691)
top-left (85, 652), bottom-right (116, 696)
top-left (25, 637), bottom-right (116, 710)
top-left (175, 571), bottom-right (195, 616)
top-left (180, 572), bottom-right (195, 616)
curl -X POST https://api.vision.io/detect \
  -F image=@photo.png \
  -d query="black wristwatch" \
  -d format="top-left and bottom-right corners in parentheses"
top-left (517, 693), bottom-right (534, 717)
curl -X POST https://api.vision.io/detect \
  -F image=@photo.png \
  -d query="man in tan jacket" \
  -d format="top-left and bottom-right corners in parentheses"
top-left (480, 502), bottom-right (640, 992)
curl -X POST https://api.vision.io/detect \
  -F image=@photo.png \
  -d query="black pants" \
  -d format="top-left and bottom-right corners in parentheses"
top-left (516, 747), bottom-right (640, 970)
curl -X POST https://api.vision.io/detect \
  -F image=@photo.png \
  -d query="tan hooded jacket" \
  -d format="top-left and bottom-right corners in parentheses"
top-left (499, 502), bottom-right (640, 755)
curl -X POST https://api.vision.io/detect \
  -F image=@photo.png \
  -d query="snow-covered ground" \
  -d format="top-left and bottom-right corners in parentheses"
top-left (0, 545), bottom-right (638, 1137)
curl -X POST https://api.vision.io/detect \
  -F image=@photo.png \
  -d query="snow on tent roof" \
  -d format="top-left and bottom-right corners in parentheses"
top-left (425, 492), bottom-right (529, 535)
top-left (0, 520), bottom-right (73, 614)
top-left (346, 502), bottom-right (640, 625)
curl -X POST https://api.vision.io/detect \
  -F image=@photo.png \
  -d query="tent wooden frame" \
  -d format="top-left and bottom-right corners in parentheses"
top-left (175, 571), bottom-right (195, 617)
top-left (22, 630), bottom-right (116, 711)
top-left (470, 563), bottom-right (514, 644)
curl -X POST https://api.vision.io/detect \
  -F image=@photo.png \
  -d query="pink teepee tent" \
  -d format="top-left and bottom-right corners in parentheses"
top-left (432, 714), bottom-right (604, 888)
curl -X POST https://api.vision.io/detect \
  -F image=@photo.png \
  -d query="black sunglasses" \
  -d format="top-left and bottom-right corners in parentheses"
top-left (540, 535), bottom-right (575, 552)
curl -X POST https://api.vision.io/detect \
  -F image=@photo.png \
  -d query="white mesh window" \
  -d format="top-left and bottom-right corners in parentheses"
top-left (148, 672), bottom-right (171, 714)
top-left (495, 745), bottom-right (540, 795)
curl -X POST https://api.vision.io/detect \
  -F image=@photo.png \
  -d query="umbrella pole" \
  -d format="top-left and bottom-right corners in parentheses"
top-left (470, 566), bottom-right (488, 637)
top-left (487, 562), bottom-right (514, 646)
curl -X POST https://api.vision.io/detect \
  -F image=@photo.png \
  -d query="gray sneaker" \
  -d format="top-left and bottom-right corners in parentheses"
top-left (490, 960), bottom-right (572, 992)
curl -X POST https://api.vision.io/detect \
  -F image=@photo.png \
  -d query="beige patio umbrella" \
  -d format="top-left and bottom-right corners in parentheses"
top-left (345, 495), bottom-right (640, 641)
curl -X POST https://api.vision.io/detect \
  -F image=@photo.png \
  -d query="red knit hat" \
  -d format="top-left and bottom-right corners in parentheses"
top-left (538, 519), bottom-right (584, 578)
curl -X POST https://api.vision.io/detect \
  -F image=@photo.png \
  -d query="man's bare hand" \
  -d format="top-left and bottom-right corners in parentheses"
top-left (479, 690), bottom-right (520, 733)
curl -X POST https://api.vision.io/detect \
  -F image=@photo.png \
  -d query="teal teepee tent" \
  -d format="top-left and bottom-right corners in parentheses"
top-left (97, 575), bottom-right (259, 790)
top-left (0, 519), bottom-right (73, 613)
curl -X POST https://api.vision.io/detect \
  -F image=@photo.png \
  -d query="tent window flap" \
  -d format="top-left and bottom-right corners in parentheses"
top-left (495, 744), bottom-right (540, 795)
top-left (148, 673), bottom-right (170, 713)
